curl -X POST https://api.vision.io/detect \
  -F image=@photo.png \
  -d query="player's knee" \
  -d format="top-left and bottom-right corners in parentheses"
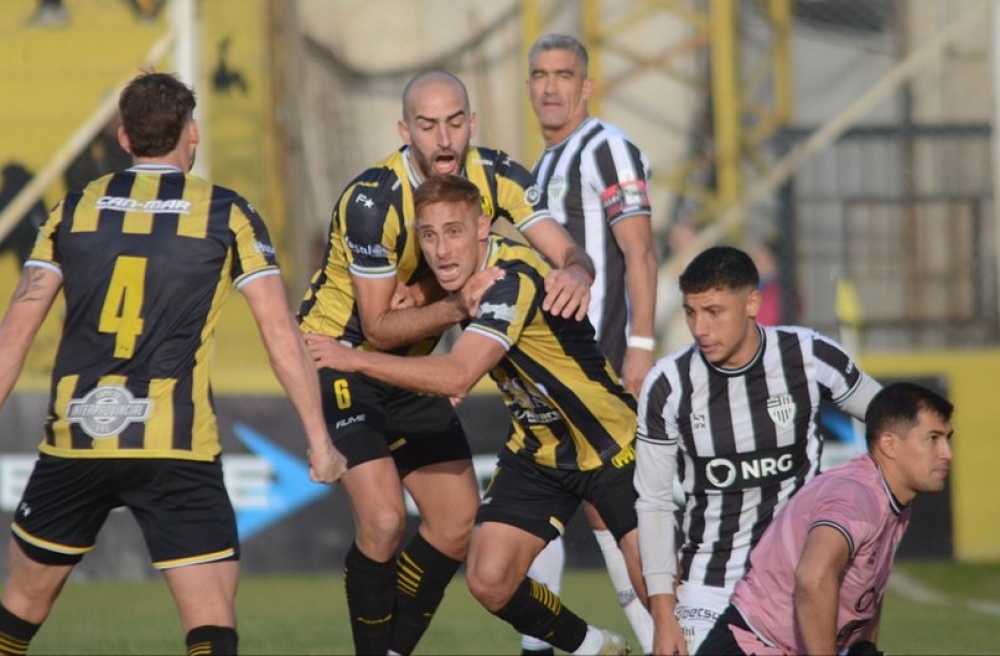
top-left (356, 507), bottom-right (407, 554)
top-left (421, 516), bottom-right (474, 559)
top-left (465, 560), bottom-right (517, 612)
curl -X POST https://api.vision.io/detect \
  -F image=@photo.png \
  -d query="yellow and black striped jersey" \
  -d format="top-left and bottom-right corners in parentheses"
top-left (298, 145), bottom-right (549, 355)
top-left (468, 235), bottom-right (637, 471)
top-left (26, 164), bottom-right (279, 462)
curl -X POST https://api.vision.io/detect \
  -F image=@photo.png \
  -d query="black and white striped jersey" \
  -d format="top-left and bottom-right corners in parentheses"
top-left (531, 117), bottom-right (651, 372)
top-left (634, 325), bottom-right (881, 592)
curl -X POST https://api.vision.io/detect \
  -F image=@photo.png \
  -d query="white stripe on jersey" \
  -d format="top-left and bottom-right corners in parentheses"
top-left (635, 324), bottom-right (880, 591)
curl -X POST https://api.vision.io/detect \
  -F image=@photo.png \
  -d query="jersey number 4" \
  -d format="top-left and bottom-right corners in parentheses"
top-left (99, 256), bottom-right (147, 359)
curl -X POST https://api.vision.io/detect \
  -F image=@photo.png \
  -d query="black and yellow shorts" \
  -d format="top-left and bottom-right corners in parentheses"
top-left (12, 454), bottom-right (239, 569)
top-left (477, 445), bottom-right (639, 543)
top-left (318, 367), bottom-right (471, 477)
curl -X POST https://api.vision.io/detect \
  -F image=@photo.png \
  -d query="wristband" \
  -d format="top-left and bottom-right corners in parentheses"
top-left (627, 335), bottom-right (656, 351)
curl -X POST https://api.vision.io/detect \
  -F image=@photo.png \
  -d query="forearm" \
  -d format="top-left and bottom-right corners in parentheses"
top-left (635, 438), bottom-right (678, 593)
top-left (363, 295), bottom-right (465, 350)
top-left (625, 246), bottom-right (657, 339)
top-left (562, 245), bottom-right (595, 283)
top-left (352, 350), bottom-right (475, 398)
top-left (794, 578), bottom-right (840, 653)
top-left (262, 317), bottom-right (331, 449)
top-left (0, 335), bottom-right (31, 408)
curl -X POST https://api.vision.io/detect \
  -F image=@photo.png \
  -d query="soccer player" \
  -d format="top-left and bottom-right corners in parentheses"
top-left (634, 245), bottom-right (883, 655)
top-left (0, 72), bottom-right (346, 655)
top-left (297, 70), bottom-right (595, 655)
top-left (306, 174), bottom-right (640, 655)
top-left (697, 381), bottom-right (954, 655)
top-left (523, 33), bottom-right (659, 654)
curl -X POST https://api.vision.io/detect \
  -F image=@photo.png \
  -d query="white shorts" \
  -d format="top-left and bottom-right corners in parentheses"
top-left (675, 581), bottom-right (733, 654)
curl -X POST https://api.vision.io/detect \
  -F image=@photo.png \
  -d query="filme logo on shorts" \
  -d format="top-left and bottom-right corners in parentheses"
top-left (66, 386), bottom-right (152, 439)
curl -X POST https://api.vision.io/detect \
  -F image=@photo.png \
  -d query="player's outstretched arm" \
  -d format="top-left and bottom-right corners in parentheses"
top-left (0, 266), bottom-right (61, 408)
top-left (520, 218), bottom-right (594, 321)
top-left (306, 330), bottom-right (504, 400)
top-left (241, 274), bottom-right (346, 484)
top-left (794, 525), bottom-right (851, 654)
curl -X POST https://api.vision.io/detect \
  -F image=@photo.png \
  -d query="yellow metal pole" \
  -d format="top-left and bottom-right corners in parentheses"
top-left (770, 0), bottom-right (793, 127)
top-left (521, 0), bottom-right (542, 164)
top-left (581, 0), bottom-right (602, 116)
top-left (709, 0), bottom-right (742, 210)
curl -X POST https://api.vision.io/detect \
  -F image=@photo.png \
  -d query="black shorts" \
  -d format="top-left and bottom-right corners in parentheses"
top-left (12, 454), bottom-right (239, 569)
top-left (318, 368), bottom-right (471, 477)
top-left (694, 604), bottom-right (749, 656)
top-left (477, 444), bottom-right (638, 543)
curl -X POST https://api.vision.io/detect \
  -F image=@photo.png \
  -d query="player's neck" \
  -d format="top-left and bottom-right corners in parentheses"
top-left (873, 455), bottom-right (916, 506)
top-left (542, 115), bottom-right (590, 148)
top-left (131, 153), bottom-right (187, 172)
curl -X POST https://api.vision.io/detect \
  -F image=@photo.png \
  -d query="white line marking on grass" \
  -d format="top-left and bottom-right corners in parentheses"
top-left (889, 571), bottom-right (1000, 617)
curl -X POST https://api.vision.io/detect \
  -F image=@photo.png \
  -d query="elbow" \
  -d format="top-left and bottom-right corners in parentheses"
top-left (358, 323), bottom-right (397, 351)
top-left (794, 567), bottom-right (829, 605)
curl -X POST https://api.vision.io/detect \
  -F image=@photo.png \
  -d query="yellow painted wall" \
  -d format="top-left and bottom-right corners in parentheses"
top-left (862, 350), bottom-right (1000, 562)
top-left (0, 0), bottom-right (280, 393)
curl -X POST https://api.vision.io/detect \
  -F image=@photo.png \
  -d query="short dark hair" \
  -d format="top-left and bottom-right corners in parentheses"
top-left (679, 245), bottom-right (759, 294)
top-left (413, 174), bottom-right (482, 221)
top-left (528, 33), bottom-right (589, 76)
top-left (118, 72), bottom-right (196, 157)
top-left (865, 381), bottom-right (954, 448)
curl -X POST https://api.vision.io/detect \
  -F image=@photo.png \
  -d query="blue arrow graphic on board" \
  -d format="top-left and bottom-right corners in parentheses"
top-left (231, 422), bottom-right (331, 541)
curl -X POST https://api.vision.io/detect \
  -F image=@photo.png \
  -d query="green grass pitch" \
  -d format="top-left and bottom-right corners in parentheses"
top-left (25, 561), bottom-right (1000, 654)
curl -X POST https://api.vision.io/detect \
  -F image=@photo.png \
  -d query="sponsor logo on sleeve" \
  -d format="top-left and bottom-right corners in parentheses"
top-left (478, 302), bottom-right (517, 323)
top-left (344, 235), bottom-right (389, 260)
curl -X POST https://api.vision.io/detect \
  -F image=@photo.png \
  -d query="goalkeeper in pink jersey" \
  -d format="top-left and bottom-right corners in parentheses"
top-left (698, 382), bottom-right (953, 655)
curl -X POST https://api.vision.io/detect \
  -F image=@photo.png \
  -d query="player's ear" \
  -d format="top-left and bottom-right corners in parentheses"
top-left (469, 111), bottom-right (478, 139)
top-left (746, 287), bottom-right (762, 320)
top-left (118, 125), bottom-right (133, 155)
top-left (876, 430), bottom-right (899, 459)
top-left (582, 76), bottom-right (596, 101)
top-left (477, 213), bottom-right (490, 240)
top-left (397, 118), bottom-right (411, 146)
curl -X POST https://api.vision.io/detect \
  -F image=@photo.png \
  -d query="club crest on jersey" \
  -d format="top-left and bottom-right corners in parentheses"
top-left (66, 386), bottom-right (152, 439)
top-left (767, 394), bottom-right (796, 427)
top-left (546, 177), bottom-right (567, 204)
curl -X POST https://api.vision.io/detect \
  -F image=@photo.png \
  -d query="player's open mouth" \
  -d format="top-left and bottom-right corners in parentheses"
top-left (435, 262), bottom-right (460, 282)
top-left (434, 153), bottom-right (458, 174)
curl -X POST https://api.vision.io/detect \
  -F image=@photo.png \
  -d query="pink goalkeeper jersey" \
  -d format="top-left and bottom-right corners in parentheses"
top-left (730, 455), bottom-right (911, 653)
